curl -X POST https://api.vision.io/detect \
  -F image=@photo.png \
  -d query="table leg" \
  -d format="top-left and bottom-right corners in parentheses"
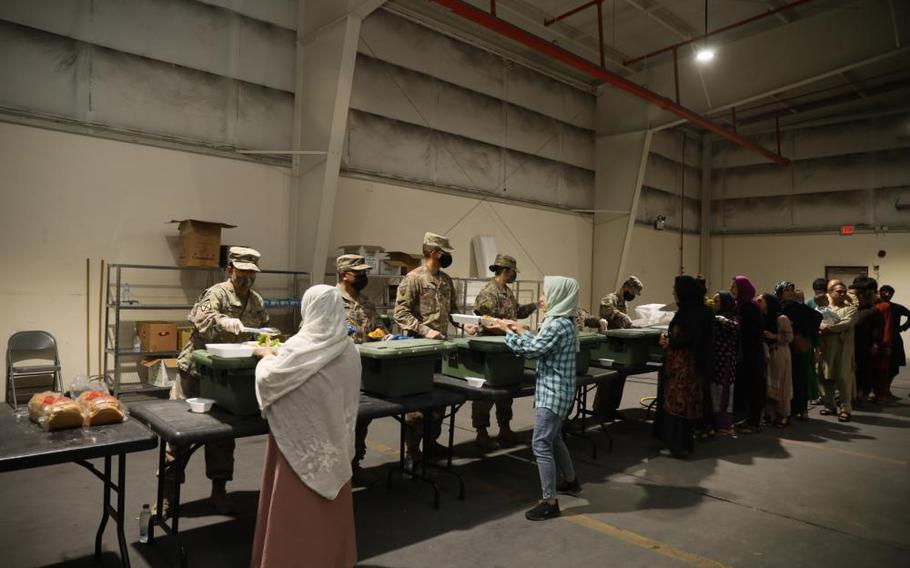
top-left (94, 456), bottom-right (112, 560)
top-left (116, 454), bottom-right (131, 568)
top-left (149, 442), bottom-right (166, 544)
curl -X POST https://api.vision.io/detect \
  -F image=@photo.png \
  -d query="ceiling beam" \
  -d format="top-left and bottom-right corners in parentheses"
top-left (622, 0), bottom-right (697, 40)
top-left (601, 0), bottom-right (906, 134)
top-left (430, 0), bottom-right (789, 165)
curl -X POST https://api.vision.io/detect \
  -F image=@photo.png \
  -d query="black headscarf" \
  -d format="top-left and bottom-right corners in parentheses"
top-left (762, 293), bottom-right (781, 334)
top-left (715, 291), bottom-right (737, 317)
top-left (670, 276), bottom-right (714, 381)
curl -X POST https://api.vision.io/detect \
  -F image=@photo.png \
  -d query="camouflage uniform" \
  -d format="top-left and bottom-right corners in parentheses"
top-left (339, 286), bottom-right (384, 345)
top-left (171, 270), bottom-right (269, 481)
top-left (595, 276), bottom-right (643, 419)
top-left (599, 293), bottom-right (633, 330)
top-left (471, 277), bottom-right (536, 429)
top-left (394, 265), bottom-right (459, 338)
top-left (394, 233), bottom-right (459, 457)
top-left (575, 308), bottom-right (601, 331)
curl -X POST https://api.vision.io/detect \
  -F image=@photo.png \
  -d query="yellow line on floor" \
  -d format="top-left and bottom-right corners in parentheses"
top-left (367, 441), bottom-right (731, 568)
top-left (780, 438), bottom-right (908, 466)
top-left (562, 512), bottom-right (733, 568)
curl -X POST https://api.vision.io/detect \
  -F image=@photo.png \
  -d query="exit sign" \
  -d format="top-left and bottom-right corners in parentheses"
top-left (840, 225), bottom-right (855, 235)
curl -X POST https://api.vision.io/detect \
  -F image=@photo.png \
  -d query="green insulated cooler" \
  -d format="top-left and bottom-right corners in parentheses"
top-left (592, 328), bottom-right (664, 367)
top-left (357, 339), bottom-right (450, 397)
top-left (192, 350), bottom-right (260, 415)
top-left (443, 336), bottom-right (525, 386)
top-left (525, 331), bottom-right (603, 374)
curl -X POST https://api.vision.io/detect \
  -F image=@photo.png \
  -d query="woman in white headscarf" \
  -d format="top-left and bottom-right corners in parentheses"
top-left (487, 276), bottom-right (581, 522)
top-left (250, 285), bottom-right (360, 568)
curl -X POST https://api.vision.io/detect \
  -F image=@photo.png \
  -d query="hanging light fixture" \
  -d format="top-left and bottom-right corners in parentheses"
top-left (695, 0), bottom-right (714, 63)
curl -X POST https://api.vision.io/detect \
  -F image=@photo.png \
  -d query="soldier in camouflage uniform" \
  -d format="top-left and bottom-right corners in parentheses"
top-left (593, 275), bottom-right (644, 421)
top-left (394, 232), bottom-right (476, 466)
top-left (471, 254), bottom-right (537, 449)
top-left (599, 276), bottom-right (643, 330)
top-left (166, 247), bottom-right (269, 515)
top-left (336, 254), bottom-right (387, 483)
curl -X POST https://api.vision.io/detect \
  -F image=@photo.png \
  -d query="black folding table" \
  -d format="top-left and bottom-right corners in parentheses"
top-left (434, 368), bottom-right (619, 458)
top-left (0, 412), bottom-right (157, 568)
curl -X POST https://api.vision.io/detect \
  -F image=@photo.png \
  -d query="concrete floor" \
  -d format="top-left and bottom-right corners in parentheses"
top-left (2, 370), bottom-right (909, 568)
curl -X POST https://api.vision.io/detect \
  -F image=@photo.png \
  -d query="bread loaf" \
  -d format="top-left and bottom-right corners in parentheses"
top-left (77, 391), bottom-right (125, 426)
top-left (28, 392), bottom-right (84, 431)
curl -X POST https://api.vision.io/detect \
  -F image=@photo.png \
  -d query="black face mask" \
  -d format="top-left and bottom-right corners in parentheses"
top-left (233, 275), bottom-right (254, 291)
top-left (352, 273), bottom-right (368, 291)
top-left (623, 291), bottom-right (635, 302)
top-left (438, 253), bottom-right (453, 269)
top-left (507, 271), bottom-right (517, 284)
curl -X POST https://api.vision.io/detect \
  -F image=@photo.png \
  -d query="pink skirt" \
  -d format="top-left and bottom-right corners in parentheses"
top-left (250, 435), bottom-right (357, 568)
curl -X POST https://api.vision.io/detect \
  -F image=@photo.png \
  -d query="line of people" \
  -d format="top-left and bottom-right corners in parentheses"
top-left (653, 274), bottom-right (909, 459)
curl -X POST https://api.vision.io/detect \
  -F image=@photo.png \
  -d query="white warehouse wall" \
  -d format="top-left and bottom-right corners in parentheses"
top-left (0, 122), bottom-right (595, 400)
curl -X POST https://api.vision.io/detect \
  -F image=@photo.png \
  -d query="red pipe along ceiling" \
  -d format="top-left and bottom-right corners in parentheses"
top-left (429, 0), bottom-right (790, 166)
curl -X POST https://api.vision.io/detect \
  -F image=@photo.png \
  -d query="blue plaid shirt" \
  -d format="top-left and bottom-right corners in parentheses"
top-left (505, 317), bottom-right (577, 417)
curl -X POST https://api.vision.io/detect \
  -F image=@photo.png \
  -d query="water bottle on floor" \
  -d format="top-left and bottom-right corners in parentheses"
top-left (138, 504), bottom-right (150, 543)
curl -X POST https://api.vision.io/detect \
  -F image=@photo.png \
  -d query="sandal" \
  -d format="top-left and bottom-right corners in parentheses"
top-left (780, 417), bottom-right (790, 427)
top-left (735, 424), bottom-right (761, 434)
top-left (837, 412), bottom-right (851, 422)
top-left (819, 408), bottom-right (835, 416)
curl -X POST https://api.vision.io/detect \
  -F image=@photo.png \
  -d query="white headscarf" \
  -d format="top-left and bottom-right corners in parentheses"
top-left (255, 285), bottom-right (352, 410)
top-left (255, 284), bottom-right (361, 499)
top-left (541, 276), bottom-right (580, 351)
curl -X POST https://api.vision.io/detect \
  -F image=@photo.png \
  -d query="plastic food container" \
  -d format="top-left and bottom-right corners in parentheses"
top-left (186, 397), bottom-right (215, 413)
top-left (205, 343), bottom-right (255, 358)
top-left (443, 336), bottom-right (525, 386)
top-left (465, 377), bottom-right (486, 388)
top-left (357, 339), bottom-right (451, 397)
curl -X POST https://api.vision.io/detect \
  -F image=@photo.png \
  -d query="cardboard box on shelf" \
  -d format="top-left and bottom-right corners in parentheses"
top-left (385, 251), bottom-right (421, 275)
top-left (136, 321), bottom-right (178, 353)
top-left (170, 219), bottom-right (236, 267)
top-left (138, 358), bottom-right (179, 387)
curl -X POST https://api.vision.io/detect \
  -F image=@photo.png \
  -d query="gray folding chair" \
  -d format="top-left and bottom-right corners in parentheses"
top-left (6, 331), bottom-right (62, 409)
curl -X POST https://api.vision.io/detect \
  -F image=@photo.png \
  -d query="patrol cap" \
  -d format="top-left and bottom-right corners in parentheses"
top-left (624, 276), bottom-right (643, 293)
top-left (423, 232), bottom-right (455, 253)
top-left (489, 254), bottom-right (519, 273)
top-left (228, 247), bottom-right (261, 272)
top-left (336, 254), bottom-right (372, 273)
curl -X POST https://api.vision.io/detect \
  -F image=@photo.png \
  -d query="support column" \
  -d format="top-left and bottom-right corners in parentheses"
top-left (289, 0), bottom-right (385, 283)
top-left (591, 130), bottom-right (652, 307)
top-left (699, 135), bottom-right (712, 277)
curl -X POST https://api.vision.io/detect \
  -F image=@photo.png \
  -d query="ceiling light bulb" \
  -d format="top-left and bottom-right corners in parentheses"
top-left (695, 47), bottom-right (715, 63)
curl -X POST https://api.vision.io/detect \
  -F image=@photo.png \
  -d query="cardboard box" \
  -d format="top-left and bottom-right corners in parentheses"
top-left (170, 219), bottom-right (236, 267)
top-left (136, 321), bottom-right (178, 353)
top-left (385, 251), bottom-right (422, 275)
top-left (139, 358), bottom-right (179, 387)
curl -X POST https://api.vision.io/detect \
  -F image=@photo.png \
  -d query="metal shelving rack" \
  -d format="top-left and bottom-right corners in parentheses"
top-left (103, 264), bottom-right (308, 396)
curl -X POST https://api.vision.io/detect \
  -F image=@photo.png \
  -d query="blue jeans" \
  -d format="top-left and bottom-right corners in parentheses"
top-left (532, 407), bottom-right (576, 500)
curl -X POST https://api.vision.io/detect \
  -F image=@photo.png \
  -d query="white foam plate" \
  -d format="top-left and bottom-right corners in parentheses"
top-left (187, 397), bottom-right (215, 413)
top-left (451, 314), bottom-right (482, 326)
top-left (598, 358), bottom-right (615, 367)
top-left (206, 343), bottom-right (255, 358)
top-left (465, 376), bottom-right (486, 388)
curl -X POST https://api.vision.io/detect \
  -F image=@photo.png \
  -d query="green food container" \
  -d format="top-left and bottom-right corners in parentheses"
top-left (358, 339), bottom-right (450, 397)
top-left (524, 331), bottom-right (603, 374)
top-left (443, 336), bottom-right (525, 386)
top-left (192, 350), bottom-right (260, 415)
top-left (591, 328), bottom-right (664, 367)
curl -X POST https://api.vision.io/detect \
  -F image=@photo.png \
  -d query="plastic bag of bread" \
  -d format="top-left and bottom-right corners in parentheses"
top-left (78, 391), bottom-right (126, 426)
top-left (28, 392), bottom-right (85, 431)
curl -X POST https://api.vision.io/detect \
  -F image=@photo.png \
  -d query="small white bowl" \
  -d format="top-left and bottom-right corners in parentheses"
top-left (187, 397), bottom-right (215, 413)
top-left (465, 376), bottom-right (486, 388)
top-left (598, 358), bottom-right (615, 367)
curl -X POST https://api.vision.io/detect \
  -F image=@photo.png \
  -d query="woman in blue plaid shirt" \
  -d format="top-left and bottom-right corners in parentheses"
top-left (488, 276), bottom-right (581, 521)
